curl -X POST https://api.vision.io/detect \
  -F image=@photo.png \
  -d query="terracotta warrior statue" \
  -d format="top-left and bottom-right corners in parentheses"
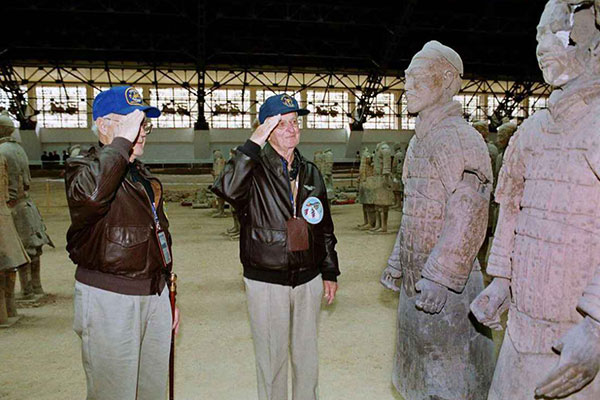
top-left (192, 187), bottom-right (211, 209)
top-left (313, 150), bottom-right (324, 171)
top-left (322, 149), bottom-right (335, 204)
top-left (494, 119), bottom-right (517, 183)
top-left (0, 112), bottom-right (53, 302)
top-left (357, 147), bottom-right (375, 229)
top-left (380, 41), bottom-right (495, 399)
top-left (391, 143), bottom-right (406, 210)
top-left (314, 149), bottom-right (335, 204)
top-left (0, 153), bottom-right (30, 325)
top-left (369, 142), bottom-right (394, 233)
top-left (473, 120), bottom-right (499, 174)
top-left (211, 149), bottom-right (226, 217)
top-left (471, 1), bottom-right (600, 398)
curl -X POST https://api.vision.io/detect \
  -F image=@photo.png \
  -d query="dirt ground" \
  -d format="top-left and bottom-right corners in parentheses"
top-left (0, 175), bottom-right (408, 400)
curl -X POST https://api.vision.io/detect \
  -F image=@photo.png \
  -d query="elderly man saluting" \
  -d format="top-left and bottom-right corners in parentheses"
top-left (65, 86), bottom-right (178, 400)
top-left (212, 94), bottom-right (340, 400)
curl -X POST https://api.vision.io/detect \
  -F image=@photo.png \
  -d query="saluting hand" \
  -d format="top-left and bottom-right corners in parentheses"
top-left (250, 114), bottom-right (282, 146)
top-left (114, 109), bottom-right (145, 144)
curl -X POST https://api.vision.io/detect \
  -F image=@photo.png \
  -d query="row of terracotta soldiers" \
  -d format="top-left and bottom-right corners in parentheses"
top-left (0, 111), bottom-right (53, 327)
top-left (357, 142), bottom-right (407, 233)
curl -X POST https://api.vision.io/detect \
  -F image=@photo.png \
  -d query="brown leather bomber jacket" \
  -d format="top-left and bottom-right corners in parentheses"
top-left (65, 138), bottom-right (172, 295)
top-left (212, 140), bottom-right (340, 287)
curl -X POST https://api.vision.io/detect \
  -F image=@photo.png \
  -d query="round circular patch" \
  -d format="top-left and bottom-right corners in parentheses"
top-left (125, 87), bottom-right (143, 105)
top-left (301, 196), bottom-right (324, 224)
top-left (281, 94), bottom-right (295, 108)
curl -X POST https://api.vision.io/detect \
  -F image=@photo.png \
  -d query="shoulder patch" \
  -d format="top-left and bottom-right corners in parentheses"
top-left (302, 196), bottom-right (324, 224)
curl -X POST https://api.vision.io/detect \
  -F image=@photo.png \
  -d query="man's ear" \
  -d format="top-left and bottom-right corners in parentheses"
top-left (95, 117), bottom-right (111, 144)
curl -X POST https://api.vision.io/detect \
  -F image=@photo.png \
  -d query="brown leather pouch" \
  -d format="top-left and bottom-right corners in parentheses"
top-left (287, 217), bottom-right (309, 252)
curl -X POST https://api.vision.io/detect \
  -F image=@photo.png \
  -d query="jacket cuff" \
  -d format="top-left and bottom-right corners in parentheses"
top-left (238, 139), bottom-right (261, 162)
top-left (109, 137), bottom-right (133, 160)
top-left (321, 272), bottom-right (338, 282)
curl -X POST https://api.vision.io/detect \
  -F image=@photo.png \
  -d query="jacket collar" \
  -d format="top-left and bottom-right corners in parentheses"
top-left (129, 158), bottom-right (151, 177)
top-left (263, 142), bottom-right (305, 175)
top-left (89, 143), bottom-right (151, 179)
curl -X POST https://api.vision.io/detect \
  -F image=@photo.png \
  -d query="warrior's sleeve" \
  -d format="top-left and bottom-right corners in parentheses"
top-left (486, 127), bottom-right (527, 279)
top-left (0, 148), bottom-right (18, 202)
top-left (211, 139), bottom-right (258, 209)
top-left (421, 129), bottom-right (492, 292)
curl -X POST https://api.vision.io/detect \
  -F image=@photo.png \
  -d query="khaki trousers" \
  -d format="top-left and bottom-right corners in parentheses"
top-left (73, 281), bottom-right (172, 400)
top-left (244, 275), bottom-right (323, 400)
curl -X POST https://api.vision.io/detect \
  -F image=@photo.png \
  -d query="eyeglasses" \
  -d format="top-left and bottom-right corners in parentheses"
top-left (275, 119), bottom-right (300, 130)
top-left (103, 117), bottom-right (153, 135)
top-left (141, 120), bottom-right (153, 134)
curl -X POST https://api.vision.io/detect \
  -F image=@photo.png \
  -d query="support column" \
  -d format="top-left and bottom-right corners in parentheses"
top-left (249, 87), bottom-right (257, 126)
top-left (300, 90), bottom-right (308, 130)
top-left (86, 85), bottom-right (94, 128)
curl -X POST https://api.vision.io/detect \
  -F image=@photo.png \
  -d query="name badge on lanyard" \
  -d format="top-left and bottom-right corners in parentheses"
top-left (151, 202), bottom-right (172, 266)
top-left (282, 158), bottom-right (309, 252)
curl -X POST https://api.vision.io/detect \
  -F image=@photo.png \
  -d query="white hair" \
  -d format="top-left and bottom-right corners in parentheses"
top-left (91, 122), bottom-right (99, 137)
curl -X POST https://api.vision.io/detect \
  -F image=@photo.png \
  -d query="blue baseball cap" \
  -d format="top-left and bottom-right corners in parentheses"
top-left (258, 94), bottom-right (309, 124)
top-left (92, 86), bottom-right (160, 120)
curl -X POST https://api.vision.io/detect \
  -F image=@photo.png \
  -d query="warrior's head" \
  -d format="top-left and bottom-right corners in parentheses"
top-left (472, 120), bottom-right (490, 140)
top-left (0, 111), bottom-right (15, 138)
top-left (404, 41), bottom-right (463, 114)
top-left (213, 149), bottom-right (224, 160)
top-left (537, 0), bottom-right (600, 87)
top-left (497, 121), bottom-right (518, 149)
